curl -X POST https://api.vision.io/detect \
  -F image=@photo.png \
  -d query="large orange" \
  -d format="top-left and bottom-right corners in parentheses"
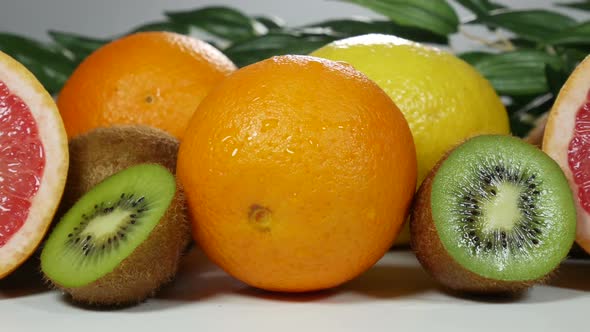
top-left (57, 31), bottom-right (236, 140)
top-left (177, 55), bottom-right (417, 292)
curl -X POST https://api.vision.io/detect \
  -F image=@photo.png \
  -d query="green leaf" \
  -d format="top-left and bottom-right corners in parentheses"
top-left (0, 33), bottom-right (75, 94)
top-left (48, 31), bottom-right (107, 64)
top-left (545, 21), bottom-right (590, 45)
top-left (559, 47), bottom-right (590, 66)
top-left (455, 0), bottom-right (504, 15)
top-left (507, 93), bottom-right (554, 137)
top-left (557, 1), bottom-right (590, 11)
top-left (254, 15), bottom-right (285, 30)
top-left (506, 38), bottom-right (538, 49)
top-left (223, 33), bottom-right (334, 67)
top-left (340, 0), bottom-right (459, 36)
top-left (130, 21), bottom-right (191, 34)
top-left (545, 65), bottom-right (568, 97)
top-left (546, 48), bottom-right (588, 95)
top-left (166, 6), bottom-right (266, 41)
top-left (463, 50), bottom-right (564, 96)
top-left (475, 9), bottom-right (578, 43)
top-left (130, 19), bottom-right (224, 49)
top-left (459, 51), bottom-right (491, 64)
top-left (302, 18), bottom-right (447, 44)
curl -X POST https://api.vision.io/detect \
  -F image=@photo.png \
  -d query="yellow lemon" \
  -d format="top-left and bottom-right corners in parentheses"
top-left (311, 34), bottom-right (510, 244)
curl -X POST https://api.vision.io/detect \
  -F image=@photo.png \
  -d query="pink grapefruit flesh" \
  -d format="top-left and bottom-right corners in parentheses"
top-left (0, 51), bottom-right (68, 278)
top-left (0, 80), bottom-right (46, 247)
top-left (543, 55), bottom-right (590, 253)
top-left (568, 90), bottom-right (590, 215)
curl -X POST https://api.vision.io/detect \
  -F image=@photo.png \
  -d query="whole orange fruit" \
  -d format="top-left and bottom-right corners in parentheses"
top-left (57, 31), bottom-right (236, 140)
top-left (177, 55), bottom-right (417, 292)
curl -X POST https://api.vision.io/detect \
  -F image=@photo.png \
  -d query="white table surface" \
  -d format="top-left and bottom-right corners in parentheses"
top-left (1, 248), bottom-right (588, 331)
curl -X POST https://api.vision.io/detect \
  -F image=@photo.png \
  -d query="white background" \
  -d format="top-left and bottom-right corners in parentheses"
top-left (0, 0), bottom-right (586, 44)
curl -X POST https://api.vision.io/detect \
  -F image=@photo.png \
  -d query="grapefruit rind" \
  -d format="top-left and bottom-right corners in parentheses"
top-left (543, 55), bottom-right (590, 253)
top-left (0, 51), bottom-right (69, 278)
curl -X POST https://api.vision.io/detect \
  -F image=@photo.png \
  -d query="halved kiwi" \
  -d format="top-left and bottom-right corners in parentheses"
top-left (411, 135), bottom-right (576, 294)
top-left (60, 125), bottom-right (179, 213)
top-left (41, 164), bottom-right (190, 306)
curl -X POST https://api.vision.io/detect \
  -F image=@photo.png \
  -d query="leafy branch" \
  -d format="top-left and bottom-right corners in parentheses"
top-left (1, 0), bottom-right (589, 136)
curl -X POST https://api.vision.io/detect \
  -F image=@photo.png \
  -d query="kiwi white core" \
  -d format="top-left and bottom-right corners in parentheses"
top-left (482, 183), bottom-right (522, 233)
top-left (80, 209), bottom-right (132, 239)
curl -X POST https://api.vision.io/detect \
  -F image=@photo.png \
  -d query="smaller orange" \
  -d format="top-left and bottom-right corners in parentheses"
top-left (178, 55), bottom-right (417, 292)
top-left (57, 31), bottom-right (236, 140)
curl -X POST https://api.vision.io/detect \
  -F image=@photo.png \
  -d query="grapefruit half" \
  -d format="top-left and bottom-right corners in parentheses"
top-left (0, 51), bottom-right (68, 278)
top-left (543, 55), bottom-right (590, 253)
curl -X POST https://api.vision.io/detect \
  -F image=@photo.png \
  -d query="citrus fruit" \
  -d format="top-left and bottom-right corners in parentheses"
top-left (57, 31), bottom-right (237, 140)
top-left (177, 55), bottom-right (417, 292)
top-left (311, 34), bottom-right (510, 244)
top-left (0, 51), bottom-right (69, 278)
top-left (543, 55), bottom-right (590, 254)
top-left (311, 34), bottom-right (510, 184)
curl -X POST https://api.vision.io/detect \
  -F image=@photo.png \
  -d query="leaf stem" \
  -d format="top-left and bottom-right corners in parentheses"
top-left (545, 45), bottom-right (557, 55)
top-left (459, 27), bottom-right (515, 52)
top-left (494, 29), bottom-right (516, 51)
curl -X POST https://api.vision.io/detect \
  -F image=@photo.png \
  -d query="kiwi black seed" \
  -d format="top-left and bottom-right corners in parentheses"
top-left (410, 135), bottom-right (576, 294)
top-left (41, 164), bottom-right (190, 306)
top-left (58, 125), bottom-right (179, 216)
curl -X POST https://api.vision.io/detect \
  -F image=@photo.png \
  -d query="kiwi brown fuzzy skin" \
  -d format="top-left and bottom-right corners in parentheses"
top-left (47, 186), bottom-right (191, 306)
top-left (410, 149), bottom-right (542, 295)
top-left (60, 125), bottom-right (179, 214)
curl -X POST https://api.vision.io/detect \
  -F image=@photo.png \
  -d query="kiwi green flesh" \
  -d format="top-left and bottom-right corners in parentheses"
top-left (431, 135), bottom-right (576, 282)
top-left (41, 164), bottom-right (176, 288)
